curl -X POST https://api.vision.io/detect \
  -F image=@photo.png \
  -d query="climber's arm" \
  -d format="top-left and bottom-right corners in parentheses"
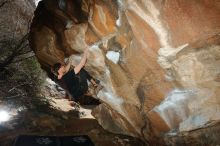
top-left (64, 61), bottom-right (71, 72)
top-left (74, 47), bottom-right (89, 74)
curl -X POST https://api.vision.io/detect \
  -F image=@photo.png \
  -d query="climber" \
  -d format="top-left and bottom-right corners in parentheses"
top-left (52, 47), bottom-right (102, 103)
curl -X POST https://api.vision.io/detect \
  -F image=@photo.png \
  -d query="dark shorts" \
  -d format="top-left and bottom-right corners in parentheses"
top-left (70, 69), bottom-right (92, 101)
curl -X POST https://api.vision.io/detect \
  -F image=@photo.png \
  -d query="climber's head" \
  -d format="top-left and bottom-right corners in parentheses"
top-left (53, 63), bottom-right (65, 76)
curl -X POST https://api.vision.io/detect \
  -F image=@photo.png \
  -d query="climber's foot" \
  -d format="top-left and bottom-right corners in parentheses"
top-left (94, 83), bottom-right (103, 95)
top-left (66, 20), bottom-right (73, 29)
top-left (70, 101), bottom-right (80, 110)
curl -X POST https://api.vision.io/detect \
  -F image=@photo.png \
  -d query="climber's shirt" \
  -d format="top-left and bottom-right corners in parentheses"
top-left (61, 68), bottom-right (92, 101)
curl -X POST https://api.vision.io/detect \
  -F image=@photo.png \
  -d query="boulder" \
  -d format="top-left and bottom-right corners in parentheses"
top-left (29, 0), bottom-right (220, 144)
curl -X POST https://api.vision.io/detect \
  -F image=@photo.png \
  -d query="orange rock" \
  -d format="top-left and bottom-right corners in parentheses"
top-left (148, 110), bottom-right (170, 133)
top-left (89, 2), bottom-right (117, 37)
top-left (29, 0), bottom-right (220, 144)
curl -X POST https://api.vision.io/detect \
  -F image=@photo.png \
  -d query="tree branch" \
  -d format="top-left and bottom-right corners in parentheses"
top-left (0, 0), bottom-right (9, 8)
top-left (0, 34), bottom-right (30, 70)
top-left (0, 0), bottom-right (10, 8)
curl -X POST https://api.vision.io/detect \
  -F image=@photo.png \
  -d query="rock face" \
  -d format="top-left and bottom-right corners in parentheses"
top-left (0, 0), bottom-right (35, 68)
top-left (0, 0), bottom-right (35, 40)
top-left (30, 0), bottom-right (220, 144)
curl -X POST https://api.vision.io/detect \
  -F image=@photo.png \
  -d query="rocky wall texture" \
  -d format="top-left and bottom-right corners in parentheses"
top-left (0, 0), bottom-right (35, 40)
top-left (30, 0), bottom-right (220, 144)
top-left (0, 0), bottom-right (35, 69)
